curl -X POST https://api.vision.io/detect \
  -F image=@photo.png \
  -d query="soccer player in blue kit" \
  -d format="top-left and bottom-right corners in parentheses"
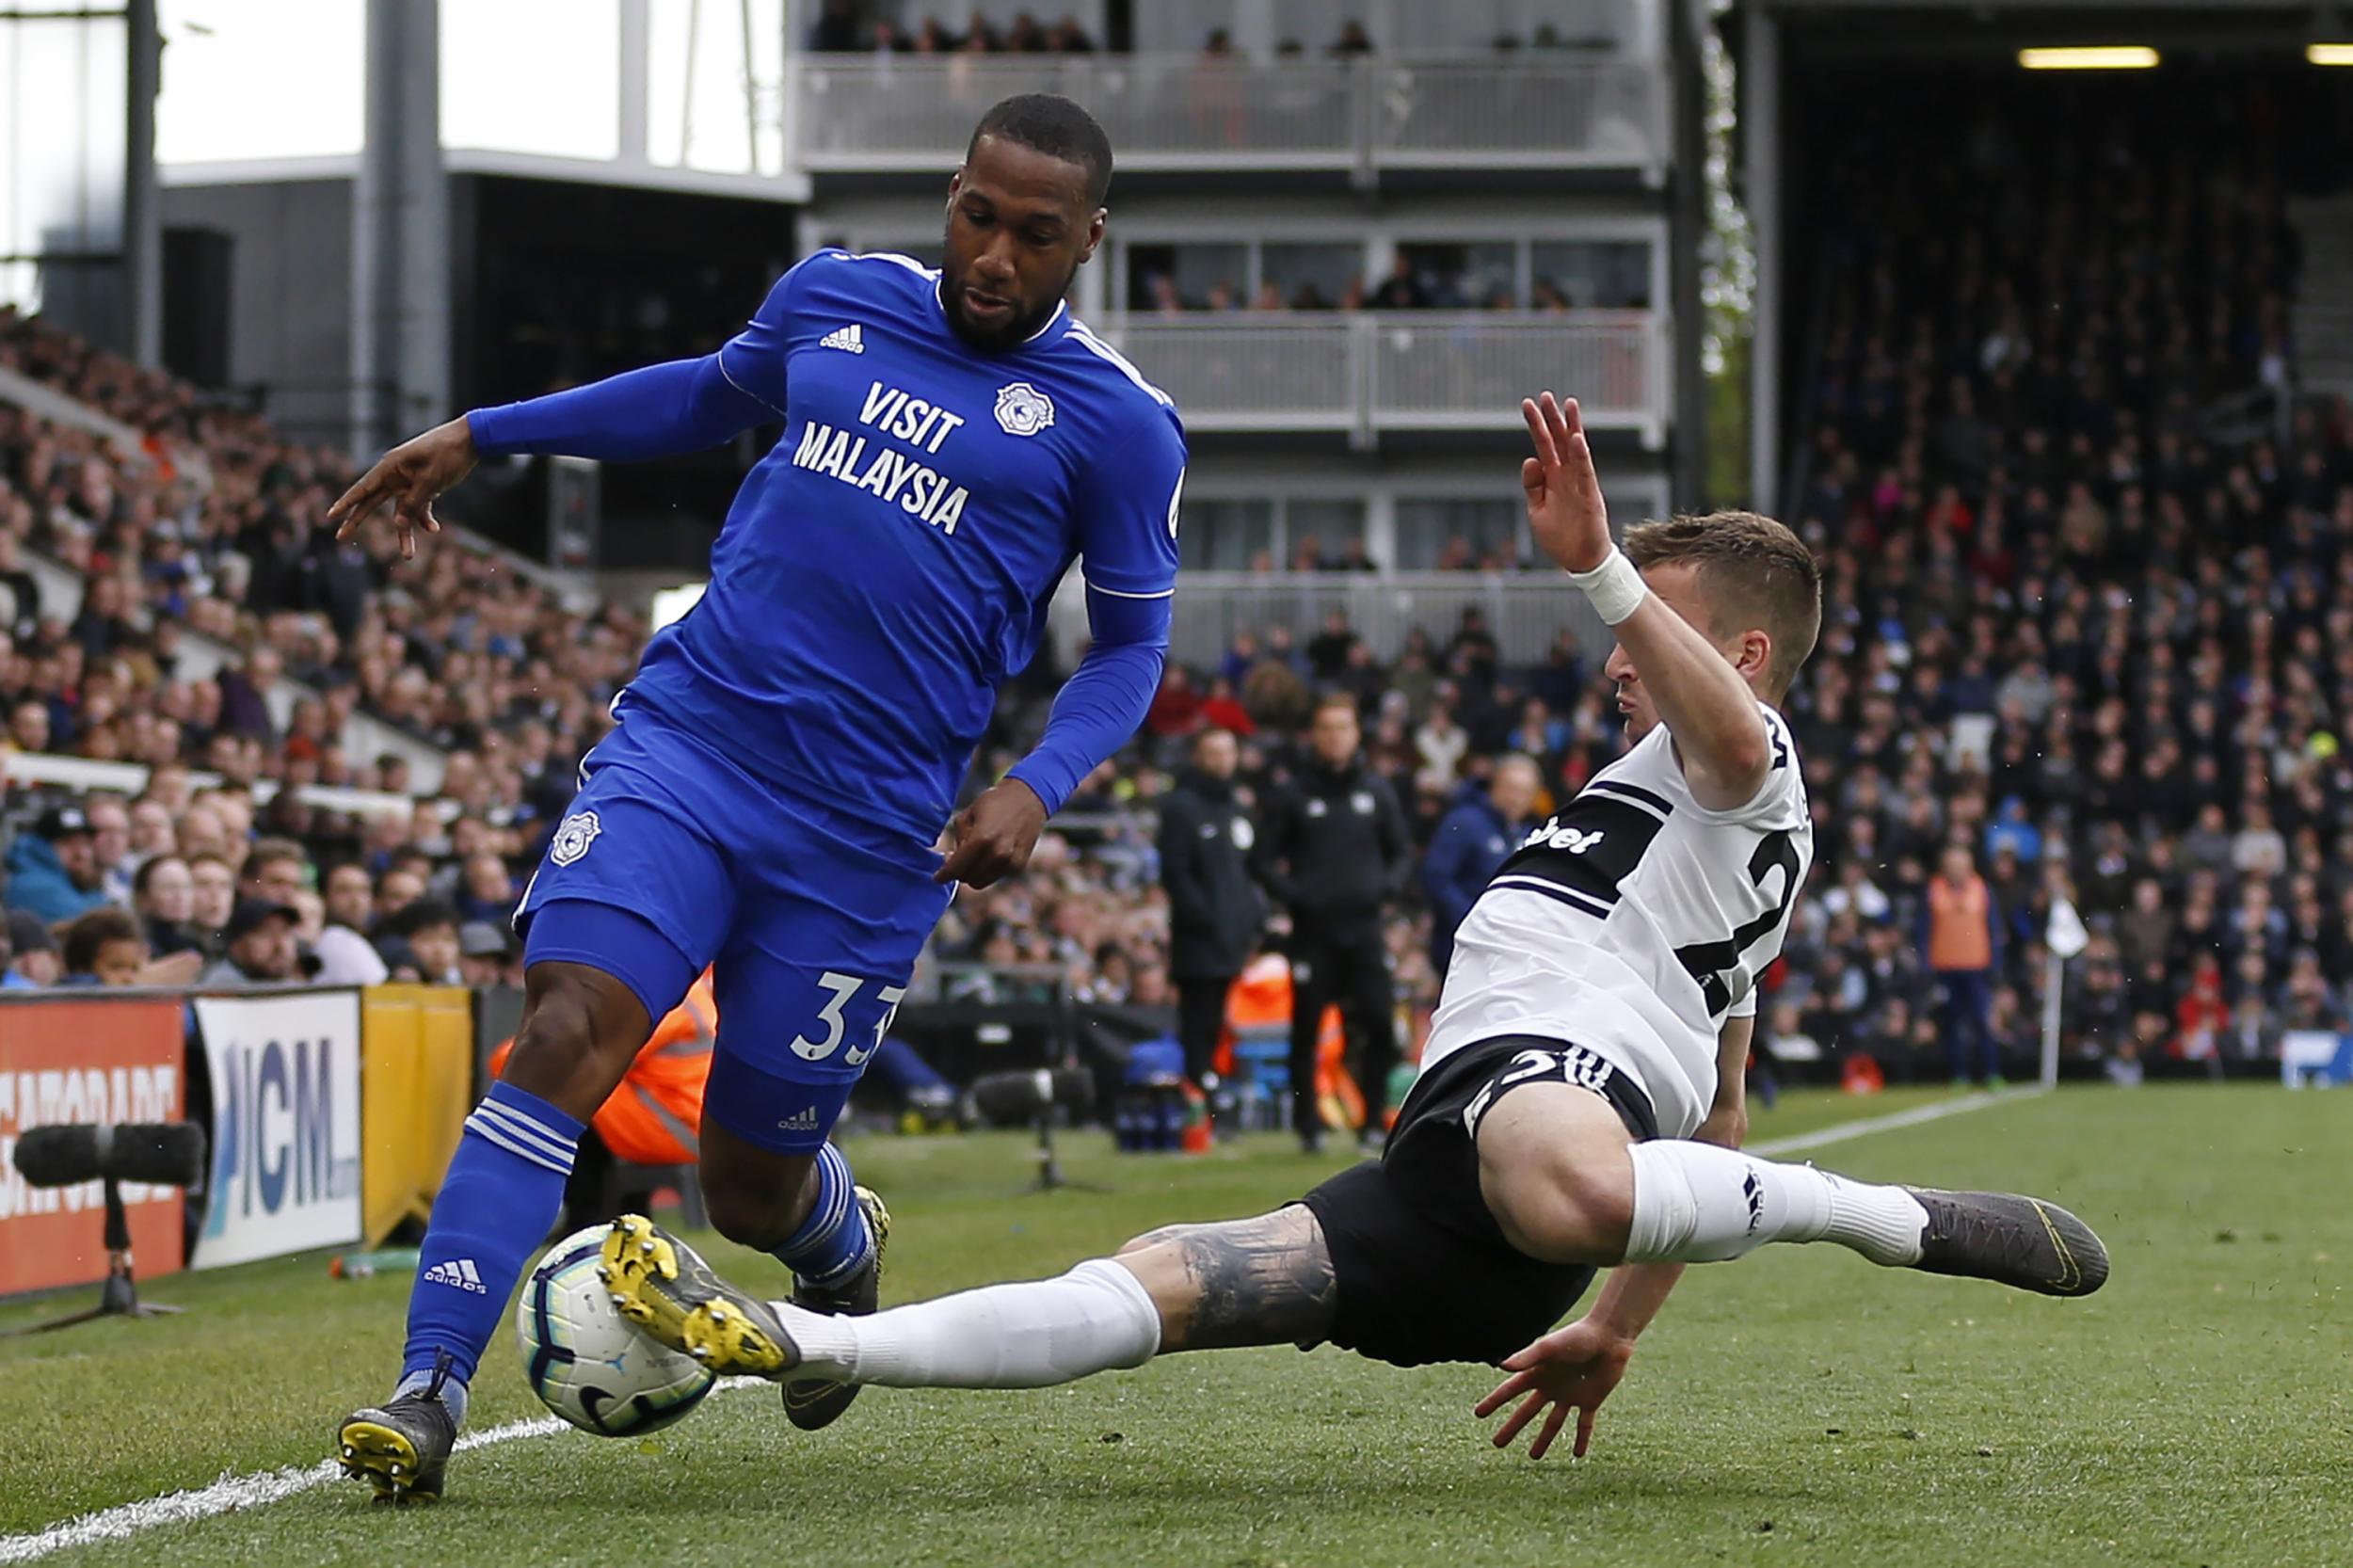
top-left (327, 95), bottom-right (1185, 1502)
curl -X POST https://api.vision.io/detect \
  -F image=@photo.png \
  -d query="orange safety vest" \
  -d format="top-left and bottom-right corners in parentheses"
top-left (1926, 876), bottom-right (1993, 972)
top-left (490, 968), bottom-right (714, 1166)
top-left (1210, 952), bottom-right (1369, 1129)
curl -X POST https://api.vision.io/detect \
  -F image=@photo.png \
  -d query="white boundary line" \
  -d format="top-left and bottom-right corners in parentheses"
top-left (0, 1380), bottom-right (765, 1565)
top-left (3, 1091), bottom-right (2042, 1561)
top-left (1748, 1085), bottom-right (2046, 1160)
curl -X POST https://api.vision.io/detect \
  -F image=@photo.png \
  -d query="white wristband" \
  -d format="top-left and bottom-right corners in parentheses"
top-left (1569, 549), bottom-right (1648, 626)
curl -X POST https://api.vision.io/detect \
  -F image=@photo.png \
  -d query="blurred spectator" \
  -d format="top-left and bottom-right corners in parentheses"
top-left (187, 852), bottom-right (236, 948)
top-left (5, 806), bottom-right (108, 922)
top-left (1370, 252), bottom-right (1429, 310)
top-left (240, 837), bottom-right (310, 905)
top-left (387, 897), bottom-right (463, 985)
top-left (808, 0), bottom-right (859, 51)
top-left (323, 861), bottom-right (375, 936)
top-left (1420, 754), bottom-right (1539, 974)
top-left (85, 794), bottom-right (134, 904)
top-left (1157, 727), bottom-right (1263, 1096)
top-left (1255, 694), bottom-right (1410, 1152)
top-left (1921, 845), bottom-right (2002, 1084)
top-left (200, 899), bottom-right (299, 987)
top-left (59, 905), bottom-right (148, 985)
top-left (132, 852), bottom-right (202, 956)
top-left (4, 908), bottom-right (59, 986)
top-left (455, 851), bottom-right (518, 925)
top-left (312, 862), bottom-right (392, 985)
top-left (457, 921), bottom-right (517, 988)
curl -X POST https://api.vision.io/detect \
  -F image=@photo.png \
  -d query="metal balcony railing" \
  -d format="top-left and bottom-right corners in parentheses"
top-left (1367, 58), bottom-right (1661, 168)
top-left (1161, 572), bottom-right (1615, 669)
top-left (1103, 320), bottom-right (1359, 430)
top-left (789, 55), bottom-right (1665, 178)
top-left (1103, 312), bottom-right (1667, 447)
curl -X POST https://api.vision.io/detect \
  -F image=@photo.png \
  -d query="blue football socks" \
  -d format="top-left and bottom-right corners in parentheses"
top-left (399, 1080), bottom-right (585, 1418)
top-left (772, 1143), bottom-right (873, 1290)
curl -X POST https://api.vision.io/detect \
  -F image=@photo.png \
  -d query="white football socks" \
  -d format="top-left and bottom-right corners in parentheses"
top-left (773, 1257), bottom-right (1162, 1390)
top-left (1624, 1140), bottom-right (1929, 1267)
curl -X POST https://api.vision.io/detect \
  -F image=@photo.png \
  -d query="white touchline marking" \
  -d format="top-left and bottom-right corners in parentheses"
top-left (1748, 1085), bottom-right (2048, 1160)
top-left (0, 1380), bottom-right (768, 1564)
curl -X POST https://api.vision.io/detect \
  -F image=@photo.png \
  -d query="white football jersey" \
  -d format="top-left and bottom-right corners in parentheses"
top-left (1422, 702), bottom-right (1813, 1138)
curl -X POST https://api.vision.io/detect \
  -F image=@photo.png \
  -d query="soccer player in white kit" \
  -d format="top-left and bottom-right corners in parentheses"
top-left (602, 393), bottom-right (2107, 1460)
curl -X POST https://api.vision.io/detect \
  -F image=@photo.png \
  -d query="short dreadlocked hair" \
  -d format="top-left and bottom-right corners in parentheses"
top-left (968, 94), bottom-right (1113, 206)
top-left (1622, 510), bottom-right (1822, 698)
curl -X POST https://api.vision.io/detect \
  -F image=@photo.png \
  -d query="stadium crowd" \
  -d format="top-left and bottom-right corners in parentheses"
top-left (1130, 255), bottom-right (1593, 317)
top-left (808, 4), bottom-right (1608, 59)
top-left (8, 84), bottom-right (2351, 1090)
top-left (0, 305), bottom-right (619, 989)
top-left (930, 98), bottom-right (2353, 1086)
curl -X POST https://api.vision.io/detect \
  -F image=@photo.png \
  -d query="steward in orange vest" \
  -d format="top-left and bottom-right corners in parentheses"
top-left (490, 968), bottom-right (714, 1166)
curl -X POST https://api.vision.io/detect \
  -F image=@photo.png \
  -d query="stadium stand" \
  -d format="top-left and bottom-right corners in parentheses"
top-left (1768, 83), bottom-right (2347, 1081)
top-left (8, 75), bottom-right (2350, 1090)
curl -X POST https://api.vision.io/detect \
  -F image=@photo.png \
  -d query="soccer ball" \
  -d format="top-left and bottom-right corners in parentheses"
top-left (516, 1224), bottom-right (717, 1436)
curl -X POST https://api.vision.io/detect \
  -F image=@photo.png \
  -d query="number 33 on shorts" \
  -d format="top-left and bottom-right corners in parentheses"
top-left (789, 970), bottom-right (908, 1067)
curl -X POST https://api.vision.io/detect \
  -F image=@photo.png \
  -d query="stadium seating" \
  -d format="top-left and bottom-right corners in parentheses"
top-left (8, 82), bottom-right (2351, 1085)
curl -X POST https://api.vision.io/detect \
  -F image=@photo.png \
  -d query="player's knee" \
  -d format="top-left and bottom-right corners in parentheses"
top-left (1117, 1224), bottom-right (1197, 1256)
top-left (1476, 1097), bottom-right (1636, 1264)
top-left (691, 1144), bottom-right (823, 1252)
top-left (503, 968), bottom-right (647, 1115)
top-left (1485, 1155), bottom-right (1634, 1264)
top-left (700, 1175), bottom-right (797, 1251)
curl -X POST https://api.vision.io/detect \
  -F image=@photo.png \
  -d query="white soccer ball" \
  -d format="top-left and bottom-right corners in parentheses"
top-left (516, 1224), bottom-right (717, 1436)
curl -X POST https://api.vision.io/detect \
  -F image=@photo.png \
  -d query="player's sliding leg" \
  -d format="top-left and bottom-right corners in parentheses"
top-left (338, 955), bottom-right (659, 1502)
top-left (780, 1208), bottom-right (1337, 1386)
top-left (1479, 1081), bottom-right (2107, 1296)
top-left (608, 1207), bottom-right (1333, 1392)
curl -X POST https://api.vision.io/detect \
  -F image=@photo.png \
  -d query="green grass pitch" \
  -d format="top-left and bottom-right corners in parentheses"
top-left (1, 1084), bottom-right (2346, 1567)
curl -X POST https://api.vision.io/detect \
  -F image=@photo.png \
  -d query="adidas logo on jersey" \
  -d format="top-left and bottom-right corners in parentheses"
top-left (776, 1106), bottom-right (823, 1132)
top-left (424, 1258), bottom-right (488, 1294)
top-left (820, 324), bottom-right (865, 354)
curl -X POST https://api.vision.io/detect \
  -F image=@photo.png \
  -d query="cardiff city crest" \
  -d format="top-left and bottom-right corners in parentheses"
top-left (994, 381), bottom-right (1056, 437)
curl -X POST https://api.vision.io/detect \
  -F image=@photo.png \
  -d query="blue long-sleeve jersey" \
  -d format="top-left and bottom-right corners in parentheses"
top-left (469, 249), bottom-right (1186, 834)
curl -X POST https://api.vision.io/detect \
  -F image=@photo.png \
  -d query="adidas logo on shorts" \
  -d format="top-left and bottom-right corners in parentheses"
top-left (776, 1107), bottom-right (823, 1132)
top-left (819, 324), bottom-right (865, 354)
top-left (423, 1258), bottom-right (488, 1294)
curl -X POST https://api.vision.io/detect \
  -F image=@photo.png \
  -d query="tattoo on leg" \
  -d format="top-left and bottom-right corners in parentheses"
top-left (1163, 1208), bottom-right (1337, 1352)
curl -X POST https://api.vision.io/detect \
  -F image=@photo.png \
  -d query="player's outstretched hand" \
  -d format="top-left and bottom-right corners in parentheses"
top-left (935, 777), bottom-right (1049, 888)
top-left (327, 416), bottom-right (478, 560)
top-left (1476, 1316), bottom-right (1635, 1460)
top-left (1520, 392), bottom-right (1612, 576)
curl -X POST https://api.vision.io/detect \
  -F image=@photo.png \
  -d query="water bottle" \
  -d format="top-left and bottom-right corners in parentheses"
top-left (329, 1248), bottom-right (422, 1280)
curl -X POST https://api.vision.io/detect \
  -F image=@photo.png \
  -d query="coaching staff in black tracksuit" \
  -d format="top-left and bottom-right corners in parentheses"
top-left (1254, 692), bottom-right (1412, 1155)
top-left (1158, 727), bottom-right (1265, 1098)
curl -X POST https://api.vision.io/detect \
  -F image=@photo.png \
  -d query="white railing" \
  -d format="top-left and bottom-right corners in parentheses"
top-left (790, 56), bottom-right (1663, 176)
top-left (1103, 321), bottom-right (1358, 431)
top-left (1104, 312), bottom-right (1665, 444)
top-left (1161, 572), bottom-right (1613, 669)
top-left (1368, 59), bottom-right (1660, 168)
top-left (2, 749), bottom-right (429, 820)
top-left (1368, 312), bottom-right (1659, 434)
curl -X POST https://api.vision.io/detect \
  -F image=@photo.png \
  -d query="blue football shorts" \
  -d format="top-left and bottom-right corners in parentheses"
top-left (513, 701), bottom-right (952, 1155)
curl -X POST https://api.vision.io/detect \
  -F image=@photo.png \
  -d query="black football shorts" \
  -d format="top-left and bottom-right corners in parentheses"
top-left (1294, 1032), bottom-right (1658, 1368)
